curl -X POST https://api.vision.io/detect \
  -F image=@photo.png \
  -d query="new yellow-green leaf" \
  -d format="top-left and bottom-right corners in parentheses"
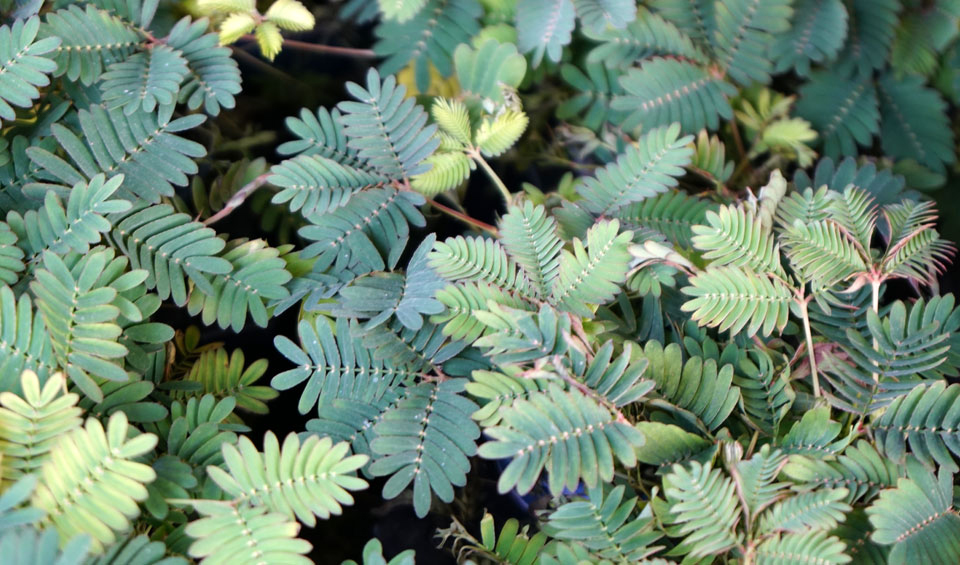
top-left (265, 0), bottom-right (316, 31)
top-left (255, 21), bottom-right (283, 61)
top-left (218, 13), bottom-right (256, 45)
top-left (476, 111), bottom-right (528, 156)
top-left (432, 98), bottom-right (472, 145)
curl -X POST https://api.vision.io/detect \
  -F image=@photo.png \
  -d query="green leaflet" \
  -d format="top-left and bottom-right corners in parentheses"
top-left (867, 461), bottom-right (960, 565)
top-left (613, 58), bottom-right (736, 133)
top-left (515, 0), bottom-right (575, 66)
top-left (369, 379), bottom-right (479, 518)
top-left (478, 384), bottom-right (644, 496)
top-left (0, 17), bottom-right (59, 127)
top-left (207, 431), bottom-right (368, 526)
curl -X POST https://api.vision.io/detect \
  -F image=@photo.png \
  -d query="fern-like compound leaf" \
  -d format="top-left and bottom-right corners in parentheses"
top-left (0, 286), bottom-right (54, 390)
top-left (336, 234), bottom-right (445, 330)
top-left (783, 440), bottom-right (901, 504)
top-left (612, 58), bottom-right (736, 134)
top-left (185, 238), bottom-right (292, 332)
top-left (638, 341), bottom-right (740, 431)
top-left (795, 69), bottom-right (879, 158)
top-left (109, 204), bottom-right (232, 306)
top-left (40, 5), bottom-right (140, 85)
top-left (873, 381), bottom-right (960, 471)
top-left (411, 151), bottom-right (473, 196)
top-left (735, 348), bottom-right (794, 436)
top-left (691, 204), bottom-right (783, 275)
top-left (731, 445), bottom-right (787, 518)
top-left (7, 174), bottom-right (129, 260)
top-left (338, 69), bottom-right (440, 178)
top-left (299, 187), bottom-right (425, 273)
top-left (374, 0), bottom-right (482, 92)
top-left (498, 201), bottom-right (562, 298)
top-left (577, 124), bottom-right (692, 216)
top-left (877, 74), bottom-right (955, 173)
top-left (0, 17), bottom-right (59, 127)
top-left (614, 190), bottom-right (710, 248)
top-left (207, 431), bottom-right (368, 526)
top-left (711, 0), bottom-right (793, 86)
top-left (186, 501), bottom-right (312, 564)
top-left (691, 129), bottom-right (734, 184)
top-left (758, 489), bottom-right (851, 534)
top-left (770, 0), bottom-right (848, 76)
top-left (515, 0), bottom-right (575, 66)
top-left (429, 234), bottom-right (533, 297)
top-left (278, 106), bottom-right (366, 168)
top-left (26, 106), bottom-right (206, 203)
top-left (369, 379), bottom-right (479, 518)
top-left (473, 303), bottom-right (569, 365)
top-left (32, 411), bottom-right (157, 553)
top-left (867, 461), bottom-right (960, 565)
top-left (478, 384), bottom-right (644, 496)
top-left (541, 484), bottom-right (662, 562)
top-left (100, 45), bottom-right (189, 115)
top-left (273, 317), bottom-right (412, 414)
top-left (466, 368), bottom-right (548, 427)
top-left (475, 111), bottom-right (528, 157)
top-left (557, 62), bottom-right (628, 132)
top-left (584, 7), bottom-right (704, 68)
top-left (662, 461), bottom-right (741, 558)
top-left (165, 17), bottom-right (241, 116)
top-left (31, 249), bottom-right (137, 402)
top-left (681, 266), bottom-right (792, 337)
top-left (175, 347), bottom-right (276, 414)
top-left (433, 283), bottom-right (533, 342)
top-left (781, 219), bottom-right (866, 289)
top-left (573, 341), bottom-right (654, 408)
top-left (837, 0), bottom-right (898, 74)
top-left (753, 531), bottom-right (851, 565)
top-left (828, 185), bottom-right (878, 250)
top-left (0, 371), bottom-right (82, 483)
top-left (551, 219), bottom-right (633, 318)
top-left (269, 154), bottom-right (385, 217)
top-left (430, 98), bottom-right (471, 145)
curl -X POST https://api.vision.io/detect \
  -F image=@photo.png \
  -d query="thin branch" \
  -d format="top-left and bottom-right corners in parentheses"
top-left (467, 149), bottom-right (512, 205)
top-left (240, 35), bottom-right (376, 58)
top-left (798, 298), bottom-right (821, 398)
top-left (728, 118), bottom-right (753, 183)
top-left (427, 198), bottom-right (499, 236)
top-left (204, 173), bottom-right (272, 226)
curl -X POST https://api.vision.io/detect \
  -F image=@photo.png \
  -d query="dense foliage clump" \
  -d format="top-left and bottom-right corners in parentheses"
top-left (1, 0), bottom-right (960, 563)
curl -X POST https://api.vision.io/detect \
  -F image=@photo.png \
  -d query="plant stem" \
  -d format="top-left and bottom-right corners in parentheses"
top-left (798, 299), bottom-right (821, 397)
top-left (204, 173), bottom-right (272, 226)
top-left (729, 118), bottom-right (752, 182)
top-left (469, 149), bottom-right (512, 205)
top-left (871, 279), bottom-right (881, 383)
top-left (240, 35), bottom-right (376, 58)
top-left (427, 199), bottom-right (499, 236)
